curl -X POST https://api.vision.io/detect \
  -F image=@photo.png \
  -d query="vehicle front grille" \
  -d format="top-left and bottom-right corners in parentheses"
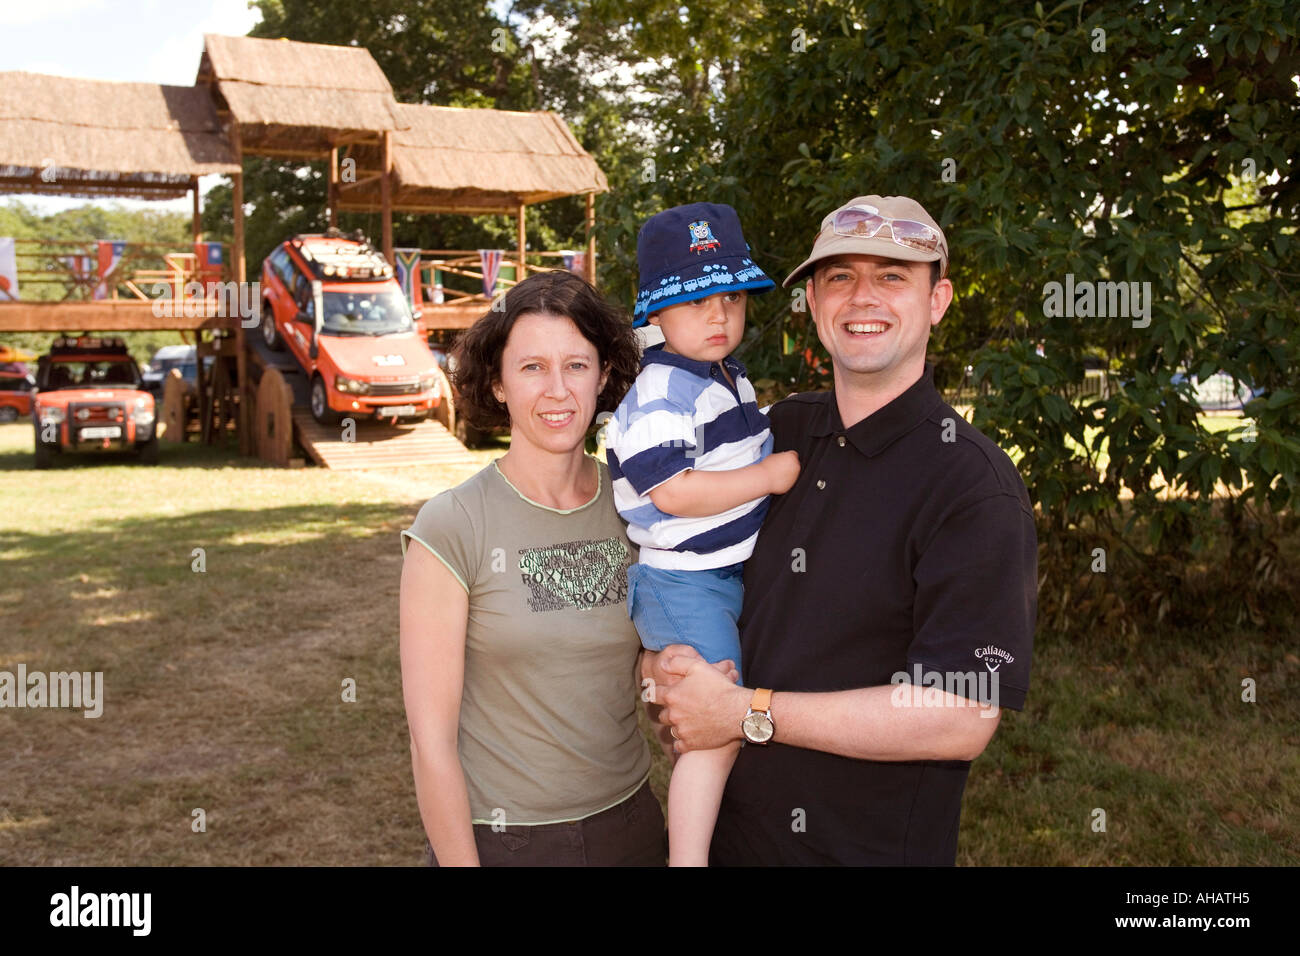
top-left (70, 402), bottom-right (125, 424)
top-left (368, 381), bottom-right (423, 397)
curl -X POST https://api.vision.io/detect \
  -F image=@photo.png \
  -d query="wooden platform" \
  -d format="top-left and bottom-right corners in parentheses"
top-left (0, 300), bottom-right (238, 331)
top-left (290, 409), bottom-right (475, 470)
top-left (420, 300), bottom-right (490, 330)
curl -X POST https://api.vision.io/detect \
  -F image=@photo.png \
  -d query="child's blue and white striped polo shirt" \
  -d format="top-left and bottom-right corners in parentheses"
top-left (604, 343), bottom-right (774, 571)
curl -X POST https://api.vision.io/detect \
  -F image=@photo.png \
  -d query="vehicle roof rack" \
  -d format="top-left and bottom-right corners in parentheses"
top-left (288, 233), bottom-right (393, 281)
top-left (49, 335), bottom-right (129, 353)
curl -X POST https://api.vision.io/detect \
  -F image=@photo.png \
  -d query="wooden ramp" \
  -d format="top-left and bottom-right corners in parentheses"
top-left (291, 409), bottom-right (476, 470)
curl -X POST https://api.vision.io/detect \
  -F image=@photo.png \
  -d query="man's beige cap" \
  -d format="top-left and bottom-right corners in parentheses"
top-left (782, 195), bottom-right (948, 287)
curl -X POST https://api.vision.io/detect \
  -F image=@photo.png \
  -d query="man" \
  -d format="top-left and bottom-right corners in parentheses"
top-left (643, 195), bottom-right (1037, 865)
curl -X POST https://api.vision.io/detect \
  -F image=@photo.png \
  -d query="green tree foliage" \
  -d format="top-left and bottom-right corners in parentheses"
top-left (540, 0), bottom-right (1300, 634)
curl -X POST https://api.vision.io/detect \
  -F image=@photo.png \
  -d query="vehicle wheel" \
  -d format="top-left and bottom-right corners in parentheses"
top-left (261, 302), bottom-right (285, 351)
top-left (0, 406), bottom-right (18, 423)
top-left (310, 376), bottom-right (341, 425)
top-left (34, 439), bottom-right (53, 470)
top-left (455, 416), bottom-right (486, 449)
top-left (136, 435), bottom-right (160, 465)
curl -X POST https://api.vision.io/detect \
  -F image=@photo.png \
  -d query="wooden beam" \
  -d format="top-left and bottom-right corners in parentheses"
top-left (328, 146), bottom-right (338, 228)
top-left (335, 172), bottom-right (385, 191)
top-left (585, 192), bottom-right (596, 286)
top-left (0, 179), bottom-right (192, 200)
top-left (0, 301), bottom-right (236, 332)
top-left (191, 177), bottom-right (202, 245)
top-left (381, 129), bottom-right (393, 263)
top-left (230, 123), bottom-right (252, 457)
top-left (417, 301), bottom-right (494, 331)
top-left (517, 203), bottom-right (527, 285)
top-left (335, 201), bottom-right (522, 216)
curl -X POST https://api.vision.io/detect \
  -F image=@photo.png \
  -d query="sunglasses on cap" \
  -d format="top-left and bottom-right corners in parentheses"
top-left (832, 204), bottom-right (941, 253)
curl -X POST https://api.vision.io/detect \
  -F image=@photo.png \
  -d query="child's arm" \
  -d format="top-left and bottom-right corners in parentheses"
top-left (649, 450), bottom-right (800, 518)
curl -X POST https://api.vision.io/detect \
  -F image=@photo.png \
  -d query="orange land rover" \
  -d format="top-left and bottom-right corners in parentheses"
top-left (33, 336), bottom-right (158, 469)
top-left (0, 366), bottom-right (34, 422)
top-left (259, 233), bottom-right (443, 424)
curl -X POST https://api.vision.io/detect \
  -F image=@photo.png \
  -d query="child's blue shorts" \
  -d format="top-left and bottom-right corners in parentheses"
top-left (626, 562), bottom-right (744, 685)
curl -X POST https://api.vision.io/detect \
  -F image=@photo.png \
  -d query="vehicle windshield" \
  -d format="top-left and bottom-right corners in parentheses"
top-left (319, 289), bottom-right (413, 336)
top-left (41, 359), bottom-right (141, 390)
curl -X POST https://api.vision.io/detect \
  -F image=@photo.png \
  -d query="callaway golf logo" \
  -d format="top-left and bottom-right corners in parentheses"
top-left (974, 645), bottom-right (1014, 672)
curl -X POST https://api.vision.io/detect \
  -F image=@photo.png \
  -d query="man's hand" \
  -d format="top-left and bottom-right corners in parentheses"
top-left (659, 657), bottom-right (750, 753)
top-left (641, 644), bottom-right (738, 703)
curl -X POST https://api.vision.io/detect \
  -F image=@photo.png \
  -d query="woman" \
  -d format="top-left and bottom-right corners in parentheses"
top-left (399, 270), bottom-right (663, 866)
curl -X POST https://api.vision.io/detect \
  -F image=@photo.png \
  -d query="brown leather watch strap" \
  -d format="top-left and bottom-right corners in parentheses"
top-left (750, 687), bottom-right (773, 713)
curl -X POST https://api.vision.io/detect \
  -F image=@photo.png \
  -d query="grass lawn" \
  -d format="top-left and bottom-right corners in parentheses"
top-left (1, 421), bottom-right (1295, 865)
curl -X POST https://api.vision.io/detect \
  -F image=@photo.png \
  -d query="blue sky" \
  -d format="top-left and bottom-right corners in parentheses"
top-left (4, 0), bottom-right (262, 213)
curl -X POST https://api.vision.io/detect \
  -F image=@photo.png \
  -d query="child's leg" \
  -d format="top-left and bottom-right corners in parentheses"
top-left (667, 740), bottom-right (741, 867)
top-left (626, 562), bottom-right (746, 866)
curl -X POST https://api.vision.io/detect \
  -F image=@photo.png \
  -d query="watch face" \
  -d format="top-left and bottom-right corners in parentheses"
top-left (742, 712), bottom-right (774, 744)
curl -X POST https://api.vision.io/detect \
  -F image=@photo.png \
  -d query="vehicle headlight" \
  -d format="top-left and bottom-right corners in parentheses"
top-left (133, 396), bottom-right (155, 424)
top-left (39, 406), bottom-right (65, 425)
top-left (419, 374), bottom-right (438, 396)
top-left (335, 375), bottom-right (370, 395)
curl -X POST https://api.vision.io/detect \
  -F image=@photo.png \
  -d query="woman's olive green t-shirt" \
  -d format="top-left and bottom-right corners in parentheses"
top-left (401, 458), bottom-right (651, 825)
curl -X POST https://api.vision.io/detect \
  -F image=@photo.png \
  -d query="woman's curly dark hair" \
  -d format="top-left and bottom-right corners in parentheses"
top-left (451, 270), bottom-right (641, 431)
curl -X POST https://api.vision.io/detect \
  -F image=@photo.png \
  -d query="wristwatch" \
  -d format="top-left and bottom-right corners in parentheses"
top-left (741, 688), bottom-right (775, 745)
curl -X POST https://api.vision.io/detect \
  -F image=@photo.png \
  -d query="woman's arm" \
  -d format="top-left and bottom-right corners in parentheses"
top-left (399, 544), bottom-right (478, 866)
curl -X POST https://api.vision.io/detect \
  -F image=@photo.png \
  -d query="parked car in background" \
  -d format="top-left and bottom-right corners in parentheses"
top-left (143, 345), bottom-right (196, 398)
top-left (32, 336), bottom-right (158, 468)
top-left (1170, 371), bottom-right (1262, 412)
top-left (259, 232), bottom-right (445, 425)
top-left (0, 365), bottom-right (35, 422)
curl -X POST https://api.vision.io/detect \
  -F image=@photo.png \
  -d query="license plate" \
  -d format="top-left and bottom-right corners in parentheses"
top-left (80, 426), bottom-right (121, 439)
top-left (380, 405), bottom-right (417, 417)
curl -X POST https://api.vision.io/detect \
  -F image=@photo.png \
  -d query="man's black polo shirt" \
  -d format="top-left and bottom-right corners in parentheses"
top-left (710, 364), bottom-right (1036, 866)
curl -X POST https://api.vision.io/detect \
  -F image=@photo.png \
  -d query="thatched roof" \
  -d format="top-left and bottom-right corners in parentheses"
top-left (0, 71), bottom-right (240, 200)
top-left (336, 103), bottom-right (608, 214)
top-left (197, 34), bottom-right (404, 157)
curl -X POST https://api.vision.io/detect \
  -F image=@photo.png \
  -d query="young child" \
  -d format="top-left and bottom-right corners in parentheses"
top-left (604, 202), bottom-right (800, 866)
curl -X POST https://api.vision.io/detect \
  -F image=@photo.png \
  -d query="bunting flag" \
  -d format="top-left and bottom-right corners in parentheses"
top-left (428, 267), bottom-right (445, 304)
top-left (570, 252), bottom-right (586, 276)
top-left (0, 238), bottom-right (18, 301)
top-left (195, 241), bottom-right (224, 282)
top-left (782, 329), bottom-right (796, 356)
top-left (393, 248), bottom-right (423, 310)
top-left (479, 249), bottom-right (504, 298)
top-left (67, 253), bottom-right (96, 291)
top-left (561, 250), bottom-right (575, 272)
top-left (94, 239), bottom-right (127, 300)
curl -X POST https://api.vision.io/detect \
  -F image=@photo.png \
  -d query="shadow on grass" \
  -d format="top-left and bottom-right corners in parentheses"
top-left (0, 424), bottom-right (279, 473)
top-left (0, 496), bottom-right (429, 865)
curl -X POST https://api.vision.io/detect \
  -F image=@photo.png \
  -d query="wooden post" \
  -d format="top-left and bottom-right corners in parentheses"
top-left (191, 177), bottom-right (202, 244)
top-left (194, 332), bottom-right (208, 440)
top-left (381, 130), bottom-right (393, 262)
top-left (328, 146), bottom-right (338, 228)
top-left (231, 128), bottom-right (245, 287)
top-left (584, 192), bottom-right (596, 286)
top-left (516, 203), bottom-right (527, 284)
top-left (230, 123), bottom-right (251, 456)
